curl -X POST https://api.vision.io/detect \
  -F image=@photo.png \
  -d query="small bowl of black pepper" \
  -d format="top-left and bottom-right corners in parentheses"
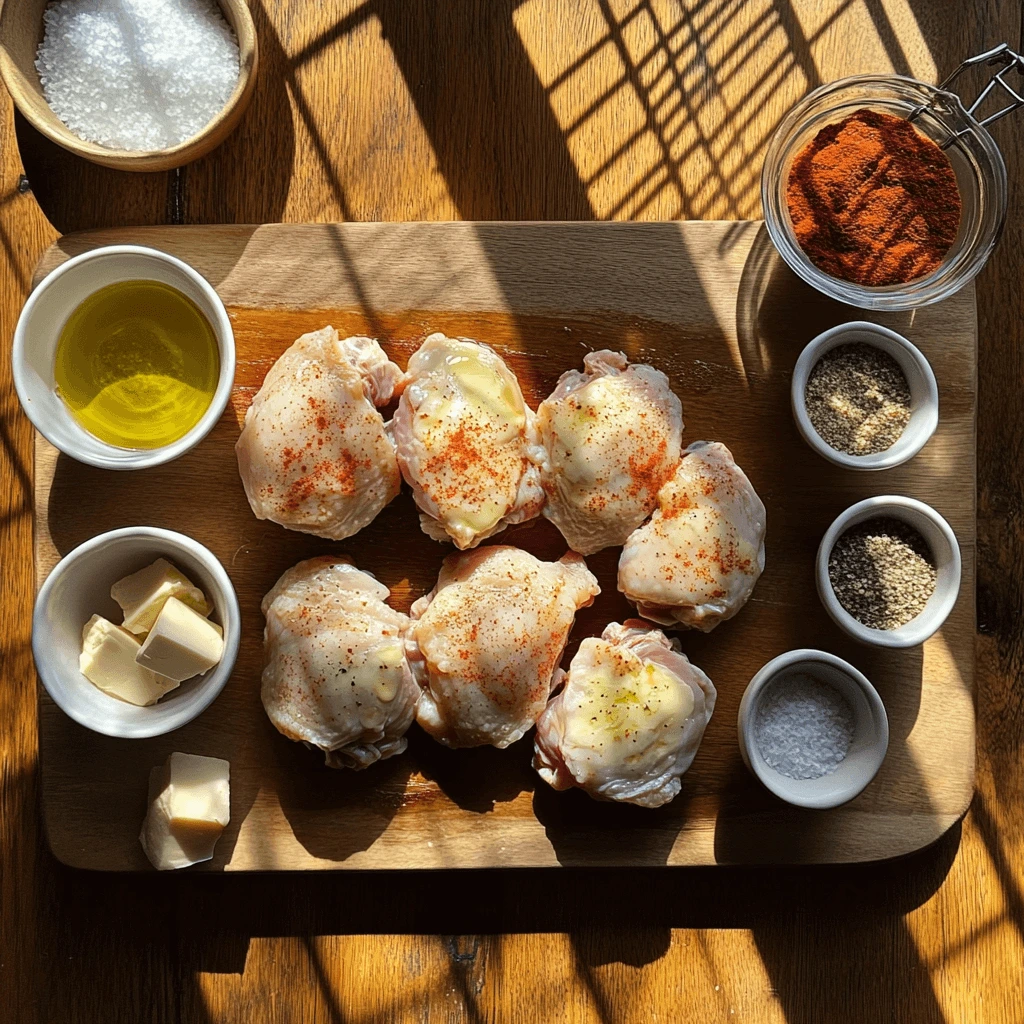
top-left (816, 496), bottom-right (961, 648)
top-left (792, 322), bottom-right (938, 470)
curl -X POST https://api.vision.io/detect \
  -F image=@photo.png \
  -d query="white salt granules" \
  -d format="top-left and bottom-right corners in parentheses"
top-left (36, 0), bottom-right (240, 151)
top-left (754, 673), bottom-right (855, 780)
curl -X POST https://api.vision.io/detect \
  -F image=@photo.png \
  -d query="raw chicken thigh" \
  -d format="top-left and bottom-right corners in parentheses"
top-left (261, 557), bottom-right (419, 769)
top-left (408, 545), bottom-right (600, 748)
top-left (534, 620), bottom-right (716, 808)
top-left (537, 350), bottom-right (683, 555)
top-left (392, 334), bottom-right (545, 549)
top-left (236, 327), bottom-right (403, 540)
top-left (618, 441), bottom-right (766, 631)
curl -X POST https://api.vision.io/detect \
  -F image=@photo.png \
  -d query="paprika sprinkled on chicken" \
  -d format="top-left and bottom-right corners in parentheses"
top-left (407, 545), bottom-right (600, 749)
top-left (261, 557), bottom-right (419, 769)
top-left (537, 350), bottom-right (683, 555)
top-left (236, 327), bottom-right (403, 540)
top-left (392, 334), bottom-right (545, 549)
top-left (618, 441), bottom-right (766, 631)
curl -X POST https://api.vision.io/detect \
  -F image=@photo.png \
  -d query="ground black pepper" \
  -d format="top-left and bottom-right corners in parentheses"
top-left (805, 344), bottom-right (911, 455)
top-left (828, 517), bottom-right (936, 629)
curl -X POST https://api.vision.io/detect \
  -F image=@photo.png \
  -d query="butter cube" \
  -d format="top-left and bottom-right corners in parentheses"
top-left (112, 558), bottom-right (212, 635)
top-left (80, 615), bottom-right (179, 706)
top-left (135, 597), bottom-right (224, 683)
top-left (139, 752), bottom-right (230, 870)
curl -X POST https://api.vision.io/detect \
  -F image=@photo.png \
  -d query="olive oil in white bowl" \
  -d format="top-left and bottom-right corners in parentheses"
top-left (13, 245), bottom-right (234, 470)
top-left (55, 279), bottom-right (220, 449)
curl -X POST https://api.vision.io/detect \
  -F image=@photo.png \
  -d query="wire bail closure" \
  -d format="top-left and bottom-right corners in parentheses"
top-left (911, 43), bottom-right (1024, 146)
top-left (940, 43), bottom-right (1024, 127)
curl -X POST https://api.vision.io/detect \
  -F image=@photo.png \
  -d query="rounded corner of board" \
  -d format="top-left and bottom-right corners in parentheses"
top-left (866, 807), bottom-right (971, 868)
top-left (31, 242), bottom-right (69, 289)
top-left (42, 812), bottom-right (99, 872)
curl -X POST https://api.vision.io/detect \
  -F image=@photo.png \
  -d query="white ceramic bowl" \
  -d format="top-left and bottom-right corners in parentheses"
top-left (792, 321), bottom-right (938, 470)
top-left (13, 245), bottom-right (235, 470)
top-left (817, 496), bottom-right (961, 648)
top-left (33, 527), bottom-right (240, 738)
top-left (737, 649), bottom-right (889, 809)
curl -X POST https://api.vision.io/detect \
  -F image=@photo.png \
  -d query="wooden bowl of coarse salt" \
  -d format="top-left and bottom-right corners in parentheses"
top-left (0, 0), bottom-right (257, 172)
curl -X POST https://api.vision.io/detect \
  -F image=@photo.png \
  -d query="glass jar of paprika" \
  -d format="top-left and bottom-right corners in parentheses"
top-left (761, 46), bottom-right (1020, 310)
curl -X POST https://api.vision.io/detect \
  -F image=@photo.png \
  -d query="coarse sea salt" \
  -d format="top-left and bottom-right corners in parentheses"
top-left (754, 672), bottom-right (855, 780)
top-left (36, 0), bottom-right (240, 151)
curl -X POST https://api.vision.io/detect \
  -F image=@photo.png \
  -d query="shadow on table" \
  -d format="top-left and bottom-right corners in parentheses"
top-left (410, 731), bottom-right (537, 815)
top-left (42, 816), bottom-right (962, 966)
top-left (274, 744), bottom-right (416, 865)
top-left (733, 223), bottom-right (917, 376)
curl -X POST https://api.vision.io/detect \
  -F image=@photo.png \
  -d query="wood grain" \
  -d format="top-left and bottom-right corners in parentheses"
top-left (2, 0), bottom-right (1023, 1022)
top-left (32, 221), bottom-right (976, 871)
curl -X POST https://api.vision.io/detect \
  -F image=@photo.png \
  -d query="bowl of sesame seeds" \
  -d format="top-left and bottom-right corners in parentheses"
top-left (816, 496), bottom-right (961, 648)
top-left (792, 322), bottom-right (938, 470)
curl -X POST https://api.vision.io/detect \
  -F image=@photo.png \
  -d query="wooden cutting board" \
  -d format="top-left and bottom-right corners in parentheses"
top-left (33, 222), bottom-right (976, 870)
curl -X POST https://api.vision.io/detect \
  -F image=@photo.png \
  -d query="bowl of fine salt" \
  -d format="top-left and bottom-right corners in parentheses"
top-left (0, 0), bottom-right (257, 171)
top-left (737, 649), bottom-right (889, 810)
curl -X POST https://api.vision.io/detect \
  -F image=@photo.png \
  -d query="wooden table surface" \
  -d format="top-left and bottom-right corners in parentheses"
top-left (1, 1), bottom-right (1021, 1021)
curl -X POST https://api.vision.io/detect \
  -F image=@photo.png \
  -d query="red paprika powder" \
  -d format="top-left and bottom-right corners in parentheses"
top-left (785, 108), bottom-right (962, 287)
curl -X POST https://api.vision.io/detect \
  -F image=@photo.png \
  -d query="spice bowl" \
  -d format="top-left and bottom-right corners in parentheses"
top-left (737, 649), bottom-right (889, 809)
top-left (792, 321), bottom-right (939, 470)
top-left (33, 527), bottom-right (240, 739)
top-left (817, 496), bottom-right (962, 649)
top-left (13, 244), bottom-right (235, 470)
top-left (0, 0), bottom-right (257, 172)
top-left (762, 74), bottom-right (1007, 310)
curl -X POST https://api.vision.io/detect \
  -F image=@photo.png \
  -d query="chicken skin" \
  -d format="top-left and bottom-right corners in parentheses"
top-left (261, 557), bottom-right (419, 769)
top-left (534, 620), bottom-right (716, 807)
top-left (408, 545), bottom-right (600, 749)
top-left (618, 441), bottom-right (766, 631)
top-left (236, 328), bottom-right (403, 540)
top-left (537, 350), bottom-right (683, 555)
top-left (392, 334), bottom-right (545, 549)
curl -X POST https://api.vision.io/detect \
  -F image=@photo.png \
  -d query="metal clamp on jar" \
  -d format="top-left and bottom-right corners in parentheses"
top-left (761, 45), bottom-right (1023, 311)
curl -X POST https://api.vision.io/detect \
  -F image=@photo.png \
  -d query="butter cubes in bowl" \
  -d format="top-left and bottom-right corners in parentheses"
top-left (34, 527), bottom-right (240, 738)
top-left (110, 557), bottom-right (224, 690)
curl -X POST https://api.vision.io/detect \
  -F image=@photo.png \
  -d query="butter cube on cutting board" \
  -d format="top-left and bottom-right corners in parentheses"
top-left (80, 615), bottom-right (179, 706)
top-left (112, 558), bottom-right (212, 635)
top-left (135, 597), bottom-right (225, 683)
top-left (140, 752), bottom-right (231, 870)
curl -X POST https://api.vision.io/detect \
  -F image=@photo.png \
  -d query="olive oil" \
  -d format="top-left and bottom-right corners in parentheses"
top-left (55, 280), bottom-right (220, 449)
